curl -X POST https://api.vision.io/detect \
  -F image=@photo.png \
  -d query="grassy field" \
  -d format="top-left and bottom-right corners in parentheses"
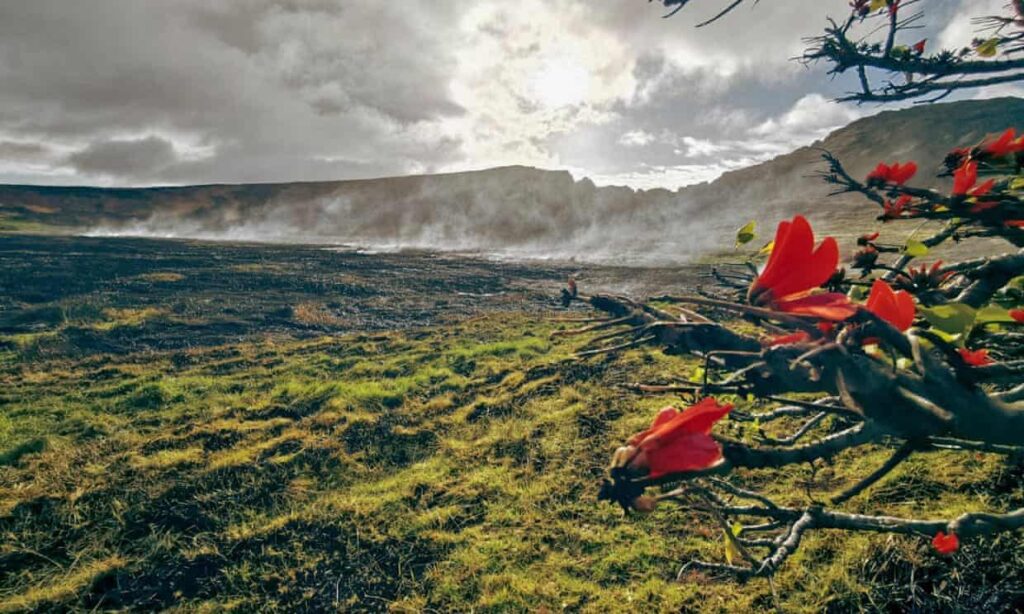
top-left (1, 235), bottom-right (1023, 612)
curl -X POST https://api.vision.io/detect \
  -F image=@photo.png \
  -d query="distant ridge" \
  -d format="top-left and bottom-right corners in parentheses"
top-left (1, 97), bottom-right (1021, 264)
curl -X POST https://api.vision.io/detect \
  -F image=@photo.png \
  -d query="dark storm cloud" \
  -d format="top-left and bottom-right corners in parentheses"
top-left (0, 0), bottom-right (988, 188)
top-left (66, 136), bottom-right (179, 178)
top-left (0, 0), bottom-right (468, 186)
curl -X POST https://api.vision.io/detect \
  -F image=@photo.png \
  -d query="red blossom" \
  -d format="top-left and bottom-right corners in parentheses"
top-left (982, 128), bottom-right (1024, 157)
top-left (894, 260), bottom-right (955, 295)
top-left (867, 161), bottom-right (918, 186)
top-left (626, 399), bottom-right (733, 478)
top-left (764, 331), bottom-right (812, 347)
top-left (952, 160), bottom-right (978, 195)
top-left (748, 215), bottom-right (856, 321)
top-left (970, 178), bottom-right (996, 197)
top-left (932, 531), bottom-right (959, 555)
top-left (1011, 309), bottom-right (1024, 323)
top-left (959, 348), bottom-right (994, 366)
top-left (970, 199), bottom-right (999, 214)
top-left (865, 279), bottom-right (915, 331)
top-left (912, 39), bottom-right (926, 54)
top-left (881, 194), bottom-right (913, 221)
top-left (1007, 220), bottom-right (1024, 228)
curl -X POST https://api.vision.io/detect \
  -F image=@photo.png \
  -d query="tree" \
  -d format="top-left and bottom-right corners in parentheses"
top-left (655, 0), bottom-right (1024, 102)
top-left (560, 0), bottom-right (1024, 582)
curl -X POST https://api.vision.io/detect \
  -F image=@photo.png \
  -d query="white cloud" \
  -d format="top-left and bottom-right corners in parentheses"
top-left (0, 0), bottom-right (996, 189)
top-left (751, 93), bottom-right (865, 148)
top-left (619, 130), bottom-right (657, 147)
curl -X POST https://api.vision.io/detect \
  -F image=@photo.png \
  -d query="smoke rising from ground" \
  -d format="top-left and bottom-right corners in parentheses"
top-left (83, 166), bottom-right (746, 266)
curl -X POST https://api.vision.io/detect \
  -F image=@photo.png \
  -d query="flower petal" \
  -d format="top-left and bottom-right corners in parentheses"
top-left (776, 292), bottom-right (858, 321)
top-left (645, 432), bottom-right (723, 478)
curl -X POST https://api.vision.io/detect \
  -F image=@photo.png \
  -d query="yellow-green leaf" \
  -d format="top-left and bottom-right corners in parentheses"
top-left (757, 240), bottom-right (774, 257)
top-left (689, 366), bottom-right (706, 384)
top-left (869, 0), bottom-right (887, 10)
top-left (904, 239), bottom-right (929, 257)
top-left (735, 220), bottom-right (757, 247)
top-left (976, 305), bottom-right (1016, 324)
top-left (977, 38), bottom-right (1000, 57)
top-left (919, 302), bottom-right (977, 335)
top-left (723, 529), bottom-right (741, 565)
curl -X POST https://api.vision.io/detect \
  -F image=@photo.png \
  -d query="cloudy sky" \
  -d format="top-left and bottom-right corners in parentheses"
top-left (0, 0), bottom-right (1017, 189)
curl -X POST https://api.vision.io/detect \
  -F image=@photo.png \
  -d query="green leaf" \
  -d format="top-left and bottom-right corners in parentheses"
top-left (919, 302), bottom-right (977, 335)
top-left (923, 328), bottom-right (963, 346)
top-left (735, 220), bottom-right (757, 247)
top-left (723, 529), bottom-right (741, 565)
top-left (976, 38), bottom-right (1000, 57)
top-left (890, 44), bottom-right (910, 58)
top-left (976, 305), bottom-right (1016, 324)
top-left (688, 366), bottom-right (706, 384)
top-left (904, 239), bottom-right (929, 257)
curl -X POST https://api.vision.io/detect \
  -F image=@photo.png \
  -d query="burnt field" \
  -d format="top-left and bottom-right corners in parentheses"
top-left (0, 235), bottom-right (584, 359)
top-left (0, 234), bottom-right (707, 360)
top-left (0, 233), bottom-right (1021, 612)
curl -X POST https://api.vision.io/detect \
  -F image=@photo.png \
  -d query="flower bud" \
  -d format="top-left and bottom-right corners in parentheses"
top-left (632, 496), bottom-right (658, 514)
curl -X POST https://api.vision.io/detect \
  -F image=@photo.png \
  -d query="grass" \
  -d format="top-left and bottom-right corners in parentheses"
top-left (1, 311), bottom-right (1022, 612)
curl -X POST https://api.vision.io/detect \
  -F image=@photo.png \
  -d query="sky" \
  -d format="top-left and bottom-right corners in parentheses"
top-left (0, 0), bottom-right (1018, 189)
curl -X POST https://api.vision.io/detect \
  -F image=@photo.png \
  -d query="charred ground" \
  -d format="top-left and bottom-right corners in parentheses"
top-left (1, 234), bottom-right (1022, 612)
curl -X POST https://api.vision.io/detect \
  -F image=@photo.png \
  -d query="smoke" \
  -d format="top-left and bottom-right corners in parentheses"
top-left (83, 166), bottom-right (750, 266)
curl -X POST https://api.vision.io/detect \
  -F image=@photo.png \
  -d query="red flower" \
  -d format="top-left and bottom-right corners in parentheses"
top-left (912, 39), bottom-right (927, 54)
top-left (765, 331), bottom-right (812, 347)
top-left (860, 231), bottom-right (880, 243)
top-left (894, 260), bottom-right (954, 294)
top-left (626, 399), bottom-right (733, 478)
top-left (1011, 309), bottom-right (1024, 323)
top-left (881, 194), bottom-right (913, 221)
top-left (748, 216), bottom-right (856, 321)
top-left (1007, 220), bottom-right (1024, 228)
top-left (952, 160), bottom-right (978, 195)
top-left (932, 531), bottom-right (959, 555)
top-left (970, 199), bottom-right (999, 214)
top-left (867, 161), bottom-right (918, 186)
top-left (959, 348), bottom-right (993, 366)
top-left (982, 128), bottom-right (1024, 157)
top-left (865, 279), bottom-right (915, 331)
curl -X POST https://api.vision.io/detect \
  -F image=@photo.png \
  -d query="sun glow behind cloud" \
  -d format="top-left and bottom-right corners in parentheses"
top-left (530, 58), bottom-right (592, 108)
top-left (0, 0), bottom-right (996, 189)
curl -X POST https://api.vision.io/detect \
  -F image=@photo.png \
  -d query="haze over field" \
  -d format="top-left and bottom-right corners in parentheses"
top-left (1, 1), bottom-right (1022, 264)
top-left (4, 97), bottom-right (1022, 264)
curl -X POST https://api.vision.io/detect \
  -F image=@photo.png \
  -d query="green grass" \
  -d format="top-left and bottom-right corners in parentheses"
top-left (0, 313), bottom-right (1021, 612)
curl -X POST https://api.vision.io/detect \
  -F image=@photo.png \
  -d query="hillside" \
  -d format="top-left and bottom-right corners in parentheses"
top-left (1, 97), bottom-right (1021, 263)
top-left (680, 96), bottom-right (1024, 236)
